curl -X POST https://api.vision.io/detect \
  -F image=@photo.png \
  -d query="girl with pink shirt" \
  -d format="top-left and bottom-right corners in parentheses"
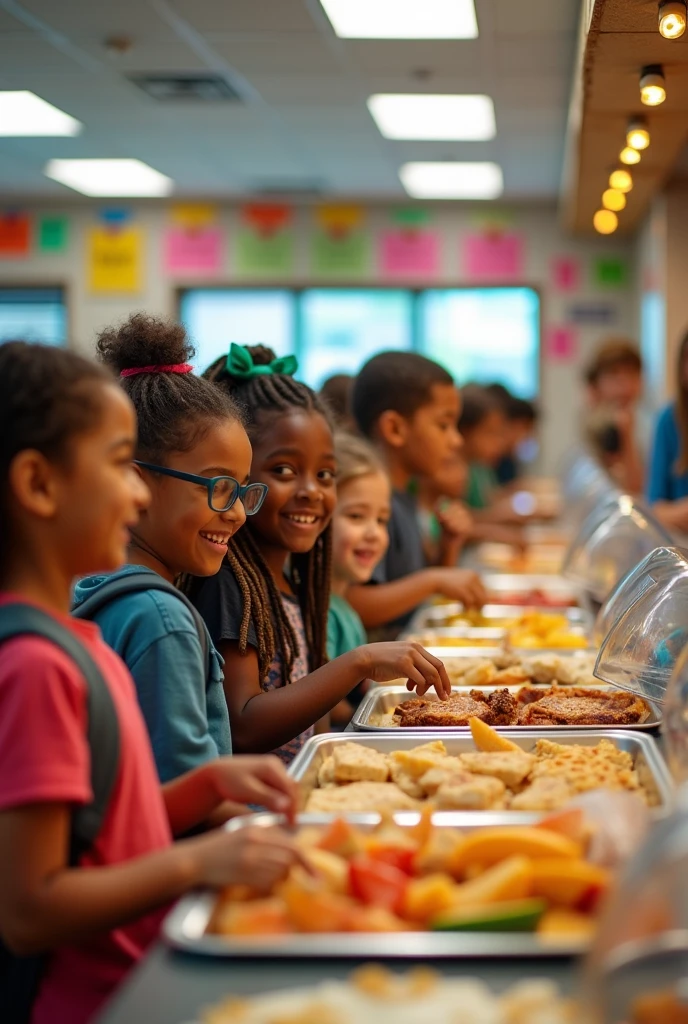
top-left (0, 342), bottom-right (305, 1024)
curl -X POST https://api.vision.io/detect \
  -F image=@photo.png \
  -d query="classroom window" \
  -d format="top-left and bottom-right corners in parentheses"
top-left (180, 286), bottom-right (540, 395)
top-left (179, 289), bottom-right (295, 374)
top-left (0, 287), bottom-right (67, 346)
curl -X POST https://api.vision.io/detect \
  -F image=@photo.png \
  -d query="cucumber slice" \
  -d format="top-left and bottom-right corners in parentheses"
top-left (431, 898), bottom-right (547, 932)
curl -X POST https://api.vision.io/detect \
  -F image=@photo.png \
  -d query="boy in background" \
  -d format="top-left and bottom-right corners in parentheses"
top-left (348, 351), bottom-right (486, 632)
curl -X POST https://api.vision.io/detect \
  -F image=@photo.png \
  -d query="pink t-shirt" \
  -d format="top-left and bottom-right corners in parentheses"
top-left (0, 595), bottom-right (173, 1024)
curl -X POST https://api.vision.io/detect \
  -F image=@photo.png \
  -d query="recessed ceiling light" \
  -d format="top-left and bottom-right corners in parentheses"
top-left (44, 158), bottom-right (174, 197)
top-left (319, 0), bottom-right (478, 38)
top-left (400, 162), bottom-right (503, 199)
top-left (0, 91), bottom-right (82, 136)
top-left (368, 94), bottom-right (495, 140)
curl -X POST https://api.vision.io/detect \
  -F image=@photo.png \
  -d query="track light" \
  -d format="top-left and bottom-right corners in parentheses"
top-left (640, 65), bottom-right (666, 106)
top-left (627, 118), bottom-right (650, 151)
top-left (602, 188), bottom-right (627, 212)
top-left (594, 210), bottom-right (618, 234)
top-left (658, 0), bottom-right (686, 38)
top-left (609, 169), bottom-right (633, 193)
top-left (620, 146), bottom-right (641, 165)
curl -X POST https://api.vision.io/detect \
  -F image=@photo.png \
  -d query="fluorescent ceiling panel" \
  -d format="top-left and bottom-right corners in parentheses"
top-left (45, 159), bottom-right (174, 197)
top-left (0, 91), bottom-right (82, 136)
top-left (368, 94), bottom-right (495, 140)
top-left (400, 161), bottom-right (503, 199)
top-left (319, 0), bottom-right (478, 38)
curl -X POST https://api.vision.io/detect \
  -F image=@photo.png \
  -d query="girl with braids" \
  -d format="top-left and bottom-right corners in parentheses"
top-left (190, 344), bottom-right (452, 765)
top-left (72, 314), bottom-right (274, 792)
top-left (0, 342), bottom-right (303, 1024)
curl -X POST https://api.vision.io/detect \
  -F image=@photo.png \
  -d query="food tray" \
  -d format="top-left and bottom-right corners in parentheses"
top-left (406, 603), bottom-right (591, 635)
top-left (290, 732), bottom-right (673, 815)
top-left (351, 685), bottom-right (662, 732)
top-left (410, 627), bottom-right (592, 649)
top-left (483, 573), bottom-right (580, 604)
top-left (162, 811), bottom-right (591, 960)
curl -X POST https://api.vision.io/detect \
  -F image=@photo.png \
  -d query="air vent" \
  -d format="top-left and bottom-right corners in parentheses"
top-left (129, 74), bottom-right (242, 102)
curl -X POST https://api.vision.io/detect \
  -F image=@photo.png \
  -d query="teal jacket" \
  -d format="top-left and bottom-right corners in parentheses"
top-left (72, 564), bottom-right (231, 782)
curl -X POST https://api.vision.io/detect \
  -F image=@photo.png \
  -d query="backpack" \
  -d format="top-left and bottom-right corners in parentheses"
top-left (0, 603), bottom-right (121, 1024)
top-left (72, 571), bottom-right (210, 671)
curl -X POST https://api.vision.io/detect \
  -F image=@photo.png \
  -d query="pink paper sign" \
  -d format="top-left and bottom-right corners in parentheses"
top-left (545, 326), bottom-right (578, 363)
top-left (164, 227), bottom-right (223, 274)
top-left (463, 232), bottom-right (523, 281)
top-left (551, 256), bottom-right (580, 292)
top-left (379, 229), bottom-right (439, 276)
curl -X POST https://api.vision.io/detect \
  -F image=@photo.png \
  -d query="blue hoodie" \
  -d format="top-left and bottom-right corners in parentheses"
top-left (72, 564), bottom-right (231, 783)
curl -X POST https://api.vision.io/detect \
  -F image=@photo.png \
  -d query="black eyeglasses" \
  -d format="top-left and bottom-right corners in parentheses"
top-left (133, 461), bottom-right (268, 515)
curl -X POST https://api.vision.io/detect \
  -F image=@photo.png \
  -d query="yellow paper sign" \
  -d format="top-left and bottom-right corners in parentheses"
top-left (315, 204), bottom-right (364, 234)
top-left (88, 226), bottom-right (142, 293)
top-left (170, 203), bottom-right (217, 230)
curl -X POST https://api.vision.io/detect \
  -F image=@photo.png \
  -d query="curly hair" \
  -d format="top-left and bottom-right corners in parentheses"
top-left (199, 345), bottom-right (333, 683)
top-left (0, 341), bottom-right (113, 569)
top-left (96, 312), bottom-right (241, 462)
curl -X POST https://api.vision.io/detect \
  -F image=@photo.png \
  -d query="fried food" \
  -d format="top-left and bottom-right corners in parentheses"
top-left (305, 781), bottom-right (419, 814)
top-left (395, 693), bottom-right (495, 728)
top-left (434, 773), bottom-right (507, 811)
top-left (332, 742), bottom-right (390, 784)
top-left (468, 687), bottom-right (519, 726)
top-left (459, 751), bottom-right (536, 789)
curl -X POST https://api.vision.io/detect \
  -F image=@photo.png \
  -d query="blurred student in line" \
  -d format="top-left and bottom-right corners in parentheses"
top-left (348, 352), bottom-right (486, 634)
top-left (647, 329), bottom-right (688, 533)
top-left (583, 339), bottom-right (646, 495)
top-left (319, 373), bottom-right (357, 433)
top-left (486, 383), bottom-right (540, 486)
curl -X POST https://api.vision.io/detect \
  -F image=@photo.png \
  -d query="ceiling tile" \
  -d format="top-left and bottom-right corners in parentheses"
top-left (169, 0), bottom-right (319, 33)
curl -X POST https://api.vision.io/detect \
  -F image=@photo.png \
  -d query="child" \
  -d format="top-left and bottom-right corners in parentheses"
top-left (188, 344), bottom-right (452, 763)
top-left (72, 314), bottom-right (264, 785)
top-left (412, 455), bottom-right (474, 567)
top-left (348, 351), bottom-right (487, 631)
top-left (486, 384), bottom-right (540, 486)
top-left (0, 342), bottom-right (304, 1024)
top-left (327, 433), bottom-right (390, 725)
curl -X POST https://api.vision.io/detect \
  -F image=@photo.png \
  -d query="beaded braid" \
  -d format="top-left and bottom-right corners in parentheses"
top-left (204, 347), bottom-right (333, 682)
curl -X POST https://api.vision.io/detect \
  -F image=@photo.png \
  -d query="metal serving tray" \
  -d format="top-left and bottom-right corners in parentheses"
top-left (290, 731), bottom-right (673, 815)
top-left (162, 811), bottom-right (592, 960)
top-left (405, 603), bottom-right (591, 635)
top-left (483, 573), bottom-right (580, 603)
top-left (408, 627), bottom-right (592, 649)
top-left (352, 685), bottom-right (662, 732)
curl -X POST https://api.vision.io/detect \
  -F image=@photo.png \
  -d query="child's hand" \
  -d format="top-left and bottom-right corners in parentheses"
top-left (360, 642), bottom-right (452, 699)
top-left (209, 755), bottom-right (299, 824)
top-left (435, 499), bottom-right (473, 540)
top-left (431, 567), bottom-right (487, 608)
top-left (190, 825), bottom-right (310, 891)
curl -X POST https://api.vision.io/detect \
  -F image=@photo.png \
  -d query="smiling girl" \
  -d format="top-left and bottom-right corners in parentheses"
top-left (73, 315), bottom-right (266, 783)
top-left (188, 345), bottom-right (451, 764)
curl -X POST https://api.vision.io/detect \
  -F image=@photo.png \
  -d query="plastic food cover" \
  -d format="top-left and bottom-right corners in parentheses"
top-left (593, 546), bottom-right (688, 647)
top-left (562, 495), bottom-right (673, 603)
top-left (582, 788), bottom-right (688, 1024)
top-left (665, 645), bottom-right (688, 784)
top-left (594, 551), bottom-right (688, 703)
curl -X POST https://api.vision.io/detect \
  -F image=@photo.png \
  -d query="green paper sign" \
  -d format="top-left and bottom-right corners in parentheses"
top-left (236, 230), bottom-right (293, 275)
top-left (312, 231), bottom-right (369, 275)
top-left (39, 216), bottom-right (68, 253)
top-left (393, 207), bottom-right (430, 228)
top-left (595, 256), bottom-right (628, 288)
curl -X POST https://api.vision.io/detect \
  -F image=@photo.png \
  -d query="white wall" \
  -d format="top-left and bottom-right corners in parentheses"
top-left (0, 201), bottom-right (638, 472)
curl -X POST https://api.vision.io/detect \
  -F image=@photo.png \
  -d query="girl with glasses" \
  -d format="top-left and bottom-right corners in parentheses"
top-left (187, 344), bottom-right (451, 766)
top-left (74, 314), bottom-right (261, 793)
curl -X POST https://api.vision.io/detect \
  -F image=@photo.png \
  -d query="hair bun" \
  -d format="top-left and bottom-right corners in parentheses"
top-left (96, 312), bottom-right (195, 375)
top-left (244, 344), bottom-right (277, 367)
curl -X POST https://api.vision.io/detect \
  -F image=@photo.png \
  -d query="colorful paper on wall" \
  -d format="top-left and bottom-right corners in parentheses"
top-left (392, 207), bottom-right (430, 228)
top-left (551, 256), bottom-right (580, 292)
top-left (0, 212), bottom-right (30, 257)
top-left (99, 208), bottom-right (131, 227)
top-left (567, 301), bottom-right (617, 326)
top-left (237, 203), bottom-right (293, 275)
top-left (38, 216), bottom-right (68, 253)
top-left (164, 227), bottom-right (223, 275)
top-left (171, 203), bottom-right (217, 230)
top-left (88, 226), bottom-right (142, 293)
top-left (545, 325), bottom-right (578, 363)
top-left (379, 229), bottom-right (439, 277)
top-left (312, 204), bottom-right (368, 275)
top-left (463, 231), bottom-right (523, 281)
top-left (594, 256), bottom-right (628, 288)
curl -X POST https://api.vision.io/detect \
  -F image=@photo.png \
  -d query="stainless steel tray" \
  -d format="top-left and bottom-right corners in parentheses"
top-left (290, 731), bottom-right (673, 815)
top-left (162, 811), bottom-right (591, 960)
top-left (483, 573), bottom-right (580, 602)
top-left (352, 685), bottom-right (662, 732)
top-left (409, 627), bottom-right (592, 649)
top-left (406, 602), bottom-right (591, 635)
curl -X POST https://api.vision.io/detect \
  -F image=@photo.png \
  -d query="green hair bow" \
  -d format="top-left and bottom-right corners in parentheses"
top-left (224, 343), bottom-right (298, 381)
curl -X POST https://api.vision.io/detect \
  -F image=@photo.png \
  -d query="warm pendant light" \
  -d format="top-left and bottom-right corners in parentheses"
top-left (620, 146), bottom-right (641, 165)
top-left (594, 210), bottom-right (618, 234)
top-left (658, 0), bottom-right (687, 38)
top-left (640, 65), bottom-right (666, 106)
top-left (627, 117), bottom-right (650, 151)
top-left (602, 188), bottom-right (627, 212)
top-left (609, 169), bottom-right (633, 193)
